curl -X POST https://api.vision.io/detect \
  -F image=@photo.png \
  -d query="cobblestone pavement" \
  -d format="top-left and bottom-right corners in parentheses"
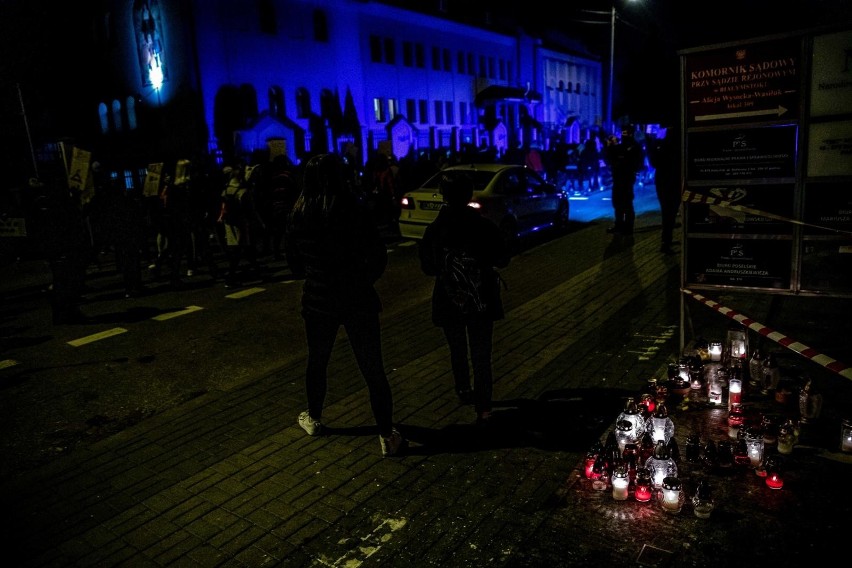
top-left (2, 209), bottom-right (851, 567)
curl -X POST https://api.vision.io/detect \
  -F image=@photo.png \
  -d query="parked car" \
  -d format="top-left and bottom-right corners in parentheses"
top-left (398, 163), bottom-right (570, 244)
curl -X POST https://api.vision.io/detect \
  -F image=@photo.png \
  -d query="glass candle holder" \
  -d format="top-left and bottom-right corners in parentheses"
top-left (745, 427), bottom-right (764, 468)
top-left (764, 456), bottom-right (784, 489)
top-left (616, 398), bottom-right (646, 441)
top-left (799, 377), bottom-right (823, 423)
top-left (748, 350), bottom-right (764, 387)
top-left (659, 476), bottom-right (684, 514)
top-left (707, 368), bottom-right (726, 407)
top-left (685, 434), bottom-right (701, 463)
top-left (591, 454), bottom-right (608, 490)
top-left (761, 353), bottom-right (781, 395)
top-left (611, 466), bottom-right (629, 501)
top-left (634, 468), bottom-right (653, 502)
top-left (639, 393), bottom-right (656, 416)
top-left (727, 403), bottom-right (745, 439)
top-left (728, 376), bottom-right (743, 410)
top-left (615, 420), bottom-right (636, 454)
top-left (692, 479), bottom-right (714, 519)
top-left (645, 440), bottom-right (677, 488)
top-left (777, 422), bottom-right (795, 455)
top-left (841, 418), bottom-right (852, 453)
top-left (584, 451), bottom-right (599, 479)
top-left (649, 403), bottom-right (675, 444)
top-left (708, 342), bottom-right (722, 362)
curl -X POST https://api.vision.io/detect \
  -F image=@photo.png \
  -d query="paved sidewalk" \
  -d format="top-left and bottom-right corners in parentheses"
top-left (2, 211), bottom-right (851, 567)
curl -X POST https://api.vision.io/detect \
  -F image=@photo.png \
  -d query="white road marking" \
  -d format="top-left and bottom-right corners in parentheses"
top-left (226, 287), bottom-right (265, 299)
top-left (152, 305), bottom-right (204, 321)
top-left (67, 328), bottom-right (128, 347)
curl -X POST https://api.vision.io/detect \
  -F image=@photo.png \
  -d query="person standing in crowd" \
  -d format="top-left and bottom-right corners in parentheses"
top-left (647, 126), bottom-right (682, 254)
top-left (100, 179), bottom-right (147, 298)
top-left (418, 174), bottom-right (511, 427)
top-left (218, 162), bottom-right (265, 289)
top-left (604, 125), bottom-right (644, 235)
top-left (285, 153), bottom-right (406, 457)
top-left (31, 179), bottom-right (91, 324)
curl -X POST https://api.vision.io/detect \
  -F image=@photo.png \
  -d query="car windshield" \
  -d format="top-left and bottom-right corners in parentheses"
top-left (422, 169), bottom-right (496, 192)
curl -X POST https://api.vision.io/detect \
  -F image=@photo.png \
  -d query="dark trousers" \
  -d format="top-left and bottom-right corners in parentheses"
top-left (442, 319), bottom-right (494, 415)
top-left (303, 311), bottom-right (393, 437)
top-left (656, 183), bottom-right (680, 247)
top-left (611, 176), bottom-right (636, 233)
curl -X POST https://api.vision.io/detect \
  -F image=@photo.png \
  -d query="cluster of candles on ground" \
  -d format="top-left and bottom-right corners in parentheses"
top-left (581, 327), bottom-right (825, 516)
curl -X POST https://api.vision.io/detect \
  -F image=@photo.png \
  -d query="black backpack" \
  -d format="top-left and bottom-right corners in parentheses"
top-left (441, 248), bottom-right (486, 314)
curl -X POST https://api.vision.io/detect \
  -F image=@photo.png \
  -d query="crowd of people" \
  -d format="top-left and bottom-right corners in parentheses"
top-left (5, 126), bottom-right (680, 455)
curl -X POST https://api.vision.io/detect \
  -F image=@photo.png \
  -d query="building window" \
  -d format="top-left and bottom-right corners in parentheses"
top-left (403, 41), bottom-right (413, 67)
top-left (126, 96), bottom-right (137, 130)
top-left (415, 43), bottom-right (425, 68)
top-left (479, 55), bottom-right (487, 78)
top-left (98, 102), bottom-right (109, 134)
top-left (457, 51), bottom-right (465, 74)
top-left (406, 98), bottom-right (417, 122)
top-left (312, 9), bottom-right (328, 42)
top-left (419, 99), bottom-right (428, 124)
top-left (432, 46), bottom-right (441, 71)
top-left (443, 48), bottom-right (451, 72)
top-left (383, 37), bottom-right (395, 64)
top-left (434, 100), bottom-right (444, 125)
top-left (445, 101), bottom-right (454, 124)
top-left (370, 35), bottom-right (381, 63)
top-left (296, 87), bottom-right (311, 119)
top-left (259, 0), bottom-right (277, 35)
top-left (467, 53), bottom-right (475, 76)
top-left (269, 86), bottom-right (285, 118)
top-left (112, 99), bottom-right (123, 132)
top-left (459, 102), bottom-right (468, 124)
top-left (388, 99), bottom-right (399, 121)
top-left (373, 98), bottom-right (386, 122)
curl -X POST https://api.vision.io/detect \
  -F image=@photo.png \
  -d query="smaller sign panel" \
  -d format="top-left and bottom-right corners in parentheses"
top-left (802, 181), bottom-right (852, 235)
top-left (686, 184), bottom-right (795, 234)
top-left (685, 237), bottom-right (792, 289)
top-left (810, 30), bottom-right (852, 117)
top-left (687, 125), bottom-right (797, 180)
top-left (800, 239), bottom-right (852, 293)
top-left (806, 120), bottom-right (852, 178)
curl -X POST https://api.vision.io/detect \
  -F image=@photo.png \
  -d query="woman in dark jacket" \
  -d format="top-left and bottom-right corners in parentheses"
top-left (286, 153), bottom-right (405, 457)
top-left (419, 174), bottom-right (511, 425)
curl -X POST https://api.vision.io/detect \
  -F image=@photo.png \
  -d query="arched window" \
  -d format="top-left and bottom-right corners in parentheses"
top-left (126, 96), bottom-right (137, 130)
top-left (269, 86), bottom-right (285, 118)
top-left (112, 99), bottom-right (123, 132)
top-left (296, 87), bottom-right (311, 119)
top-left (98, 102), bottom-right (109, 134)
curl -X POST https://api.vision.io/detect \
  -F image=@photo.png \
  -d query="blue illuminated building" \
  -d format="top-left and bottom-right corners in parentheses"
top-left (7, 0), bottom-right (605, 181)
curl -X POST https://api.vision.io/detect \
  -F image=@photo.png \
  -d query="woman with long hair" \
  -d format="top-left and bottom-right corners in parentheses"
top-left (286, 153), bottom-right (405, 457)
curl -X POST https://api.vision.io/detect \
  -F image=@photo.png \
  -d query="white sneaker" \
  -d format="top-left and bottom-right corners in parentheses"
top-left (380, 428), bottom-right (407, 457)
top-left (298, 411), bottom-right (322, 436)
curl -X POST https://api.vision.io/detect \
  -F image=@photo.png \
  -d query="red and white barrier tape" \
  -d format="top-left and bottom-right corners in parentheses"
top-left (683, 288), bottom-right (852, 381)
top-left (682, 189), bottom-right (852, 236)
